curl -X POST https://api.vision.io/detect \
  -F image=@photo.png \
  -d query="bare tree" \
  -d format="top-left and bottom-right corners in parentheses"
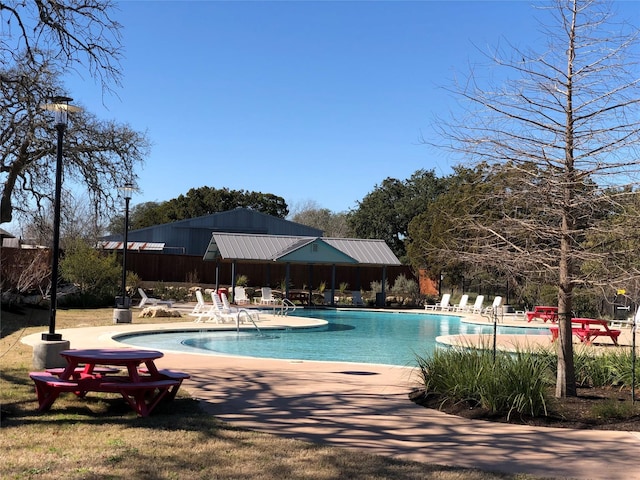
top-left (290, 200), bottom-right (353, 238)
top-left (424, 0), bottom-right (640, 397)
top-left (1, 58), bottom-right (149, 225)
top-left (0, 0), bottom-right (122, 92)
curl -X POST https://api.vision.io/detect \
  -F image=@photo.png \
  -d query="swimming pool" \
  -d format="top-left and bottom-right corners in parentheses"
top-left (118, 310), bottom-right (548, 366)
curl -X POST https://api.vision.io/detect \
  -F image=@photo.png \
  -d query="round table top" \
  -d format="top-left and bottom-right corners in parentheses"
top-left (60, 348), bottom-right (163, 363)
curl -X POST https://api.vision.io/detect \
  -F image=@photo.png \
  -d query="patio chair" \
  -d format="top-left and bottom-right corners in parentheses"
top-left (323, 291), bottom-right (333, 305)
top-left (189, 290), bottom-right (215, 322)
top-left (452, 294), bottom-right (469, 312)
top-left (191, 290), bottom-right (207, 314)
top-left (221, 292), bottom-right (260, 323)
top-left (138, 288), bottom-right (173, 308)
top-left (352, 291), bottom-right (364, 307)
top-left (257, 287), bottom-right (278, 305)
top-left (469, 295), bottom-right (485, 314)
top-left (425, 293), bottom-right (451, 311)
top-left (483, 296), bottom-right (503, 315)
top-left (233, 286), bottom-right (250, 305)
top-left (206, 292), bottom-right (238, 323)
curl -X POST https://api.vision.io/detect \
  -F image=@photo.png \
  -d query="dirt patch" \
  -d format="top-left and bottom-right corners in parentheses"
top-left (410, 386), bottom-right (640, 431)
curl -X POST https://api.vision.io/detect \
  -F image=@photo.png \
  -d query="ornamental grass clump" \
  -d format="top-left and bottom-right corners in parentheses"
top-left (574, 348), bottom-right (634, 387)
top-left (415, 347), bottom-right (552, 419)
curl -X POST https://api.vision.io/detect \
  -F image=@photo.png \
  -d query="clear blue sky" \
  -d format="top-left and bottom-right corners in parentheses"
top-left (62, 1), bottom-right (638, 216)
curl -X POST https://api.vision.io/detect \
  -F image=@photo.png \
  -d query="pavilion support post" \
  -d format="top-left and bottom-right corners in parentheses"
top-left (231, 261), bottom-right (237, 301)
top-left (308, 264), bottom-right (313, 306)
top-left (285, 263), bottom-right (291, 299)
top-left (331, 264), bottom-right (336, 307)
top-left (215, 261), bottom-right (220, 292)
top-left (380, 266), bottom-right (387, 307)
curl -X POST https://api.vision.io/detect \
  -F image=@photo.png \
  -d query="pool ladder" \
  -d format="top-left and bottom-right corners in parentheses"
top-left (236, 309), bottom-right (262, 334)
top-left (275, 298), bottom-right (297, 316)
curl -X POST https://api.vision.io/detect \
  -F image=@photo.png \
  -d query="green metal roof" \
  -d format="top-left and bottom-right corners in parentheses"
top-left (203, 233), bottom-right (401, 266)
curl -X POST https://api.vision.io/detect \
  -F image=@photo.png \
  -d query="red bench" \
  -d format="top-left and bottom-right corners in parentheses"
top-left (30, 373), bottom-right (82, 412)
top-left (526, 306), bottom-right (558, 323)
top-left (139, 368), bottom-right (191, 401)
top-left (98, 379), bottom-right (181, 417)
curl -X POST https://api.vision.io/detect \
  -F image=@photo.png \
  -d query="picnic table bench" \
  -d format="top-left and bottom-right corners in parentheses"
top-left (29, 348), bottom-right (190, 417)
top-left (526, 306), bottom-right (558, 323)
top-left (549, 318), bottom-right (621, 346)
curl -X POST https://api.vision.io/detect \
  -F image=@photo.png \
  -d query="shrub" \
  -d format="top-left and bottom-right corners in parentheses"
top-left (59, 238), bottom-right (120, 306)
top-left (369, 279), bottom-right (390, 293)
top-left (391, 274), bottom-right (420, 305)
top-left (152, 282), bottom-right (190, 302)
top-left (590, 399), bottom-right (635, 420)
top-left (415, 346), bottom-right (552, 419)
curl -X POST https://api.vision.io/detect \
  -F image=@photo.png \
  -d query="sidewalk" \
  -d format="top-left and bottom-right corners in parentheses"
top-left (169, 352), bottom-right (640, 480)
top-left (23, 316), bottom-right (640, 480)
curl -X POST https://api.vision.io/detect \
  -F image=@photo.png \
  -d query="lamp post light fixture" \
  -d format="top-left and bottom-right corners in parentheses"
top-left (118, 183), bottom-right (135, 308)
top-left (41, 96), bottom-right (80, 342)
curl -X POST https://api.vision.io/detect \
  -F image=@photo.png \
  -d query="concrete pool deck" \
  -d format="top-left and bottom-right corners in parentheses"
top-left (22, 308), bottom-right (640, 480)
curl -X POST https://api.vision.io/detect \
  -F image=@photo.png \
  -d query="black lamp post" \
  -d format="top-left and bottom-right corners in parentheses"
top-left (118, 183), bottom-right (135, 308)
top-left (41, 96), bottom-right (79, 342)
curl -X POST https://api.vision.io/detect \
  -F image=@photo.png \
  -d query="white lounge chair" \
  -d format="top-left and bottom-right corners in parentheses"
top-left (470, 295), bottom-right (485, 314)
top-left (483, 296), bottom-right (503, 315)
top-left (191, 290), bottom-right (207, 314)
top-left (138, 288), bottom-right (173, 308)
top-left (221, 292), bottom-right (260, 323)
top-left (206, 292), bottom-right (238, 323)
top-left (452, 294), bottom-right (469, 312)
top-left (257, 287), bottom-right (278, 305)
top-left (425, 293), bottom-right (451, 311)
top-left (352, 291), bottom-right (364, 307)
top-left (189, 290), bottom-right (214, 322)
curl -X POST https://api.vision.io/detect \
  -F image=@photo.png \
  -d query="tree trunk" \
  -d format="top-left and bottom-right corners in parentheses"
top-left (556, 223), bottom-right (577, 397)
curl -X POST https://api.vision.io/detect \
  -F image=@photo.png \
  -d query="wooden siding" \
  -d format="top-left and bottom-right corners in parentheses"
top-left (125, 251), bottom-right (415, 290)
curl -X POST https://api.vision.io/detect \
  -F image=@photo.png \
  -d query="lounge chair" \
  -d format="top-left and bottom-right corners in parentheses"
top-left (425, 293), bottom-right (451, 311)
top-left (191, 290), bottom-right (207, 314)
top-left (483, 296), bottom-right (503, 315)
top-left (452, 294), bottom-right (469, 312)
top-left (352, 291), bottom-right (364, 307)
top-left (257, 287), bottom-right (278, 305)
top-left (138, 288), bottom-right (173, 308)
top-left (207, 292), bottom-right (238, 323)
top-left (220, 292), bottom-right (260, 323)
top-left (189, 290), bottom-right (214, 322)
top-left (469, 295), bottom-right (485, 314)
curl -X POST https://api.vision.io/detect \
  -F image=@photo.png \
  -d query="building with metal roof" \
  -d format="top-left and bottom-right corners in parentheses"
top-left (103, 208), bottom-right (409, 304)
top-left (102, 208), bottom-right (322, 256)
top-left (203, 232), bottom-right (401, 305)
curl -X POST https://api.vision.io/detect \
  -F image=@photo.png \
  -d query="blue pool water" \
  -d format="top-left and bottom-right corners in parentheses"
top-left (118, 310), bottom-right (548, 366)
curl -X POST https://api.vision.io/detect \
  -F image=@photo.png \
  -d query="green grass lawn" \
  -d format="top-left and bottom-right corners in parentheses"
top-left (0, 305), bottom-right (539, 479)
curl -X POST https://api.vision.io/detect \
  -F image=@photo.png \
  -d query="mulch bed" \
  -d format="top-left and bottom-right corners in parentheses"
top-left (410, 386), bottom-right (640, 431)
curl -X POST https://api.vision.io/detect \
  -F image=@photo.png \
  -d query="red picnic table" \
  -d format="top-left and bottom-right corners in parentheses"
top-left (29, 348), bottom-right (189, 417)
top-left (549, 318), bottom-right (621, 346)
top-left (526, 306), bottom-right (558, 323)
